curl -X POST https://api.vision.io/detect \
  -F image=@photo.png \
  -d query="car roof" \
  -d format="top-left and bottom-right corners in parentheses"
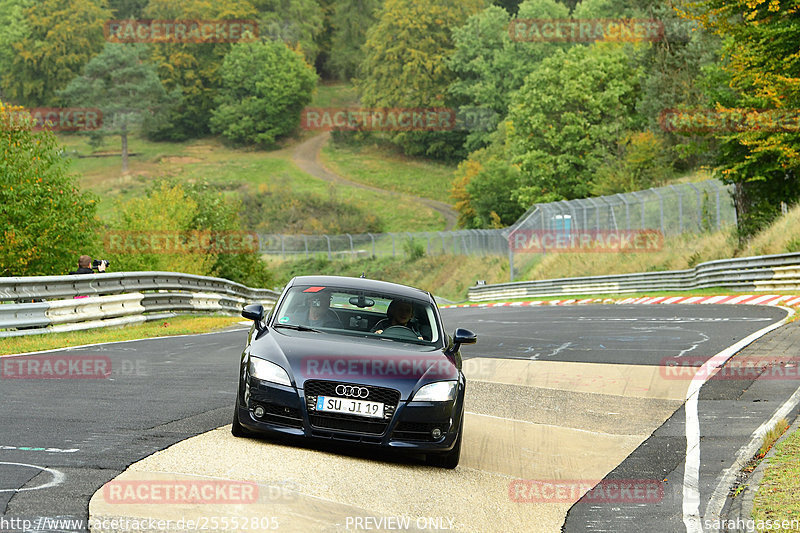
top-left (287, 275), bottom-right (434, 302)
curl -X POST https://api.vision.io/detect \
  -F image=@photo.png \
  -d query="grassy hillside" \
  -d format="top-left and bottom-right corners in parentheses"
top-left (57, 83), bottom-right (451, 233)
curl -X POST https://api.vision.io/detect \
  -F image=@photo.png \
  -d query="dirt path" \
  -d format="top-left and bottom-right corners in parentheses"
top-left (291, 132), bottom-right (458, 230)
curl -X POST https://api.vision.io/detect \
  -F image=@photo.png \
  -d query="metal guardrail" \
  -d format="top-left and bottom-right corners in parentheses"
top-left (467, 252), bottom-right (800, 301)
top-left (0, 272), bottom-right (280, 338)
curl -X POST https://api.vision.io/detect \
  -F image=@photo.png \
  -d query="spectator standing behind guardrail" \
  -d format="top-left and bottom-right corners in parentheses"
top-left (69, 255), bottom-right (107, 275)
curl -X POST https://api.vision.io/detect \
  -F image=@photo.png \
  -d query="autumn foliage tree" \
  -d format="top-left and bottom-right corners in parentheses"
top-left (678, 0), bottom-right (800, 237)
top-left (0, 101), bottom-right (99, 276)
top-left (1, 0), bottom-right (110, 106)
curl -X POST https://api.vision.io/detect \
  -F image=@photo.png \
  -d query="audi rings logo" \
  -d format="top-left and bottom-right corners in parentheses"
top-left (335, 385), bottom-right (369, 398)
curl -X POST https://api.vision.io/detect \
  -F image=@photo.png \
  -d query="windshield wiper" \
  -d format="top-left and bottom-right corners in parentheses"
top-left (273, 324), bottom-right (321, 333)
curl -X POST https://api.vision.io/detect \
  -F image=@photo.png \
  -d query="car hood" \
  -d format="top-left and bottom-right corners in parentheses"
top-left (250, 329), bottom-right (458, 400)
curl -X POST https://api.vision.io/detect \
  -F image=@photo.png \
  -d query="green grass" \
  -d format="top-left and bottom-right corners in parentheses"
top-left (57, 132), bottom-right (445, 232)
top-left (320, 141), bottom-right (457, 204)
top-left (751, 423), bottom-right (800, 531)
top-left (311, 82), bottom-right (359, 107)
top-left (0, 315), bottom-right (244, 356)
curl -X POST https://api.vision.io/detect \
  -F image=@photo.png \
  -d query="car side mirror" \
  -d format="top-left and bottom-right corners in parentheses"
top-left (447, 327), bottom-right (476, 355)
top-left (242, 303), bottom-right (265, 331)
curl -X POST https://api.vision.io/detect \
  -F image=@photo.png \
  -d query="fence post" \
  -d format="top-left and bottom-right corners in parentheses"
top-left (714, 183), bottom-right (722, 230)
top-left (392, 233), bottom-right (396, 257)
top-left (368, 233), bottom-right (375, 257)
top-left (687, 182), bottom-right (702, 231)
top-left (324, 235), bottom-right (332, 260)
top-left (670, 185), bottom-right (683, 233)
top-left (304, 235), bottom-right (309, 258)
top-left (651, 188), bottom-right (665, 235)
top-left (346, 233), bottom-right (354, 255)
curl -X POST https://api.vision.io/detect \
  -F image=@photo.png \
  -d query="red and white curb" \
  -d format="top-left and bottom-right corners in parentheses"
top-left (442, 294), bottom-right (800, 309)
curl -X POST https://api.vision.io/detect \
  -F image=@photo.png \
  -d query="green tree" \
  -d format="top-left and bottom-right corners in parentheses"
top-left (252, 0), bottom-right (325, 66)
top-left (60, 43), bottom-right (178, 173)
top-left (678, 0), bottom-right (800, 237)
top-left (506, 43), bottom-right (643, 204)
top-left (2, 0), bottom-right (110, 106)
top-left (448, 0), bottom-right (569, 151)
top-left (0, 0), bottom-right (32, 95)
top-left (142, 0), bottom-right (257, 140)
top-left (327, 0), bottom-right (381, 80)
top-left (210, 40), bottom-right (317, 147)
top-left (357, 0), bottom-right (488, 159)
top-left (107, 0), bottom-right (148, 18)
top-left (0, 101), bottom-right (99, 276)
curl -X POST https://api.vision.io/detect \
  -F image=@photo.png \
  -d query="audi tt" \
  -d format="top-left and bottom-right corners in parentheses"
top-left (232, 275), bottom-right (477, 468)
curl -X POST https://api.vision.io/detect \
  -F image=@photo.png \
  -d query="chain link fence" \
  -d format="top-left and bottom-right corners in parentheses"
top-left (256, 180), bottom-right (736, 261)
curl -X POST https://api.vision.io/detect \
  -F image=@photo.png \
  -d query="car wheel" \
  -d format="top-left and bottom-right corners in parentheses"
top-left (231, 407), bottom-right (255, 438)
top-left (427, 419), bottom-right (462, 469)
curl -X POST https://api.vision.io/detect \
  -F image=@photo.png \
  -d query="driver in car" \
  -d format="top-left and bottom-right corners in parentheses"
top-left (306, 291), bottom-right (343, 328)
top-left (371, 300), bottom-right (423, 339)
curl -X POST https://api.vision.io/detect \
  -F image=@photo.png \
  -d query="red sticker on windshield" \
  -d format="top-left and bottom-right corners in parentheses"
top-left (303, 286), bottom-right (326, 293)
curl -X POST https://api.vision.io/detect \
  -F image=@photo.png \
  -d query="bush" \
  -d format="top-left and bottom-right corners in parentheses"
top-left (210, 40), bottom-right (317, 147)
top-left (0, 101), bottom-right (99, 276)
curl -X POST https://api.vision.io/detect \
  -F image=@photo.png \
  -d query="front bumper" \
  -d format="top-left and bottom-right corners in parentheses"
top-left (237, 378), bottom-right (464, 452)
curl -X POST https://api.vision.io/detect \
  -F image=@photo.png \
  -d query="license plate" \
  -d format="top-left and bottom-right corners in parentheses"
top-left (316, 396), bottom-right (385, 418)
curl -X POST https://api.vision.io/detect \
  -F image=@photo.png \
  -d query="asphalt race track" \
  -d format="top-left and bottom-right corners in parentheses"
top-left (0, 304), bottom-right (795, 532)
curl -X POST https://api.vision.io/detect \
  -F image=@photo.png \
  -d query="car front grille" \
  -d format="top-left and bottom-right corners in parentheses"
top-left (304, 380), bottom-right (400, 435)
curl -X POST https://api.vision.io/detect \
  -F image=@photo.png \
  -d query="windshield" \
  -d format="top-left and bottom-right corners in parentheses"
top-left (273, 284), bottom-right (441, 345)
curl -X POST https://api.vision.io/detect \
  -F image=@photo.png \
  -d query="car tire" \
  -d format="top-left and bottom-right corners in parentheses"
top-left (231, 407), bottom-right (254, 438)
top-left (427, 418), bottom-right (462, 469)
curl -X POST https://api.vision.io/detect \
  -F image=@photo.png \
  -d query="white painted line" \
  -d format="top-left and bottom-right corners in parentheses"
top-left (1, 328), bottom-right (250, 358)
top-left (0, 462), bottom-right (65, 492)
top-left (0, 445), bottom-right (78, 453)
top-left (682, 307), bottom-right (794, 532)
top-left (703, 382), bottom-right (800, 525)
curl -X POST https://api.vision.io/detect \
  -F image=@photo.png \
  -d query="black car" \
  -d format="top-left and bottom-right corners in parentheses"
top-left (232, 275), bottom-right (477, 468)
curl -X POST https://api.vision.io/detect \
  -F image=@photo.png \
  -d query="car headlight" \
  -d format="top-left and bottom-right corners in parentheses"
top-left (249, 357), bottom-right (291, 386)
top-left (412, 381), bottom-right (457, 402)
